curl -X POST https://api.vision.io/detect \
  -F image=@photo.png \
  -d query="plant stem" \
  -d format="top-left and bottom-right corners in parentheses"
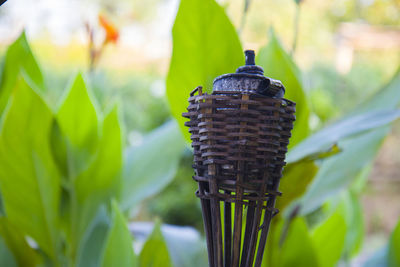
top-left (291, 3), bottom-right (301, 56)
top-left (239, 0), bottom-right (252, 36)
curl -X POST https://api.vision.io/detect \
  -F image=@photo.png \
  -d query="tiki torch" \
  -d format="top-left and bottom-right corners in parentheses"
top-left (182, 50), bottom-right (296, 267)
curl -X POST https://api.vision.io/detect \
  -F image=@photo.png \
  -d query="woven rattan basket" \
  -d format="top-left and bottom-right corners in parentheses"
top-left (183, 50), bottom-right (296, 267)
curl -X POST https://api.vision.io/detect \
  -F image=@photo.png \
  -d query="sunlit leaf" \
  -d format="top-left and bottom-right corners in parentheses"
top-left (166, 0), bottom-right (243, 142)
top-left (262, 217), bottom-right (319, 267)
top-left (0, 32), bottom-right (45, 117)
top-left (280, 217), bottom-right (319, 267)
top-left (130, 222), bottom-right (208, 267)
top-left (277, 160), bottom-right (318, 212)
top-left (0, 77), bottom-right (60, 259)
top-left (388, 218), bottom-right (400, 267)
top-left (139, 221), bottom-right (172, 267)
top-left (311, 208), bottom-right (346, 267)
top-left (257, 29), bottom-right (310, 148)
top-left (121, 120), bottom-right (185, 211)
top-left (74, 106), bottom-right (122, 238)
top-left (101, 200), bottom-right (137, 267)
top-left (56, 73), bottom-right (99, 176)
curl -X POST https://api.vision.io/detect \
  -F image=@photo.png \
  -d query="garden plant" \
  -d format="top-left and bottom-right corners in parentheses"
top-left (0, 0), bottom-right (399, 266)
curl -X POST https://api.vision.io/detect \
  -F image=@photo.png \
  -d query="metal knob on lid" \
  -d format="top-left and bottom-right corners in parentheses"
top-left (212, 50), bottom-right (285, 98)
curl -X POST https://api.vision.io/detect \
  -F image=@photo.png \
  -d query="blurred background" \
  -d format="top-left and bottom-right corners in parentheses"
top-left (0, 0), bottom-right (400, 266)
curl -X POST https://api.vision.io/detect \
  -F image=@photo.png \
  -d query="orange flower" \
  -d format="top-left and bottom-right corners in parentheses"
top-left (98, 14), bottom-right (119, 44)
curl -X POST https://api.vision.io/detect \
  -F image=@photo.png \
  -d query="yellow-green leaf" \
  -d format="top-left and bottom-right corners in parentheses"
top-left (139, 221), bottom-right (172, 267)
top-left (166, 0), bottom-right (243, 142)
top-left (101, 201), bottom-right (137, 267)
top-left (257, 30), bottom-right (310, 148)
top-left (311, 209), bottom-right (347, 267)
top-left (0, 77), bottom-right (60, 260)
top-left (0, 32), bottom-right (45, 117)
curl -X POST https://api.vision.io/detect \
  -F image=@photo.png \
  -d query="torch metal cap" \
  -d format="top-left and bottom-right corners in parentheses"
top-left (212, 50), bottom-right (285, 98)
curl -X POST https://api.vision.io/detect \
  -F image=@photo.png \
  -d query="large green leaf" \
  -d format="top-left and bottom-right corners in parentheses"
top-left (121, 120), bottom-right (185, 211)
top-left (297, 69), bottom-right (400, 215)
top-left (276, 160), bottom-right (318, 212)
top-left (139, 221), bottom-right (172, 267)
top-left (76, 205), bottom-right (111, 267)
top-left (262, 217), bottom-right (319, 267)
top-left (56, 73), bottom-right (99, 177)
top-left (0, 77), bottom-right (60, 259)
top-left (311, 208), bottom-right (347, 267)
top-left (130, 222), bottom-right (208, 267)
top-left (257, 30), bottom-right (310, 148)
top-left (166, 0), bottom-right (244, 142)
top-left (286, 109), bottom-right (400, 163)
top-left (74, 106), bottom-right (123, 239)
top-left (0, 32), bottom-right (45, 118)
top-left (279, 217), bottom-right (319, 267)
top-left (0, 217), bottom-right (39, 267)
top-left (388, 218), bottom-right (400, 267)
top-left (101, 200), bottom-right (137, 267)
top-left (340, 191), bottom-right (364, 258)
top-left (299, 126), bottom-right (389, 215)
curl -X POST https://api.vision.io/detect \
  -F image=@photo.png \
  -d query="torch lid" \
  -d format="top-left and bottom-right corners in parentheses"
top-left (212, 50), bottom-right (285, 97)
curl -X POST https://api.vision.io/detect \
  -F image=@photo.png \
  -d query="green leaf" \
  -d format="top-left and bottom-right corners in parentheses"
top-left (0, 236), bottom-right (17, 267)
top-left (101, 201), bottom-right (137, 267)
top-left (280, 217), bottom-right (319, 267)
top-left (0, 32), bottom-right (45, 117)
top-left (139, 221), bottom-right (172, 267)
top-left (74, 106), bottom-right (123, 238)
top-left (257, 30), bottom-right (310, 148)
top-left (299, 126), bottom-right (389, 215)
top-left (340, 191), bottom-right (364, 257)
top-left (388, 218), bottom-right (400, 267)
top-left (311, 208), bottom-right (347, 267)
top-left (277, 160), bottom-right (318, 212)
top-left (287, 109), bottom-right (400, 163)
top-left (166, 0), bottom-right (244, 142)
top-left (0, 77), bottom-right (60, 259)
top-left (295, 67), bottom-right (400, 215)
top-left (75, 105), bottom-right (122, 202)
top-left (0, 217), bottom-right (39, 267)
top-left (121, 120), bottom-right (185, 211)
top-left (76, 205), bottom-right (111, 267)
top-left (56, 73), bottom-right (99, 177)
top-left (130, 222), bottom-right (208, 267)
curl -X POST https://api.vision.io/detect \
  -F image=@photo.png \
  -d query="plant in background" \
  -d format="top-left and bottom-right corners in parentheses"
top-left (86, 13), bottom-right (120, 71)
top-left (0, 32), bottom-right (191, 267)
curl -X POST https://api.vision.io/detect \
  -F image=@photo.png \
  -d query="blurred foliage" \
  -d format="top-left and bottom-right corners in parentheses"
top-left (0, 0), bottom-right (399, 266)
top-left (0, 32), bottom-right (190, 266)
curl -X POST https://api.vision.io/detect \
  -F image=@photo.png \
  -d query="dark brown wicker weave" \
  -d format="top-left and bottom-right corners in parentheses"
top-left (182, 50), bottom-right (296, 267)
